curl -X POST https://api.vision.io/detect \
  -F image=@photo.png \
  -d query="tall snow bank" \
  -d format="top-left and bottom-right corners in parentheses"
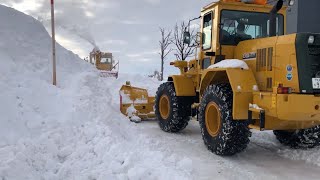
top-left (0, 4), bottom-right (95, 145)
top-left (0, 5), bottom-right (93, 84)
top-left (0, 5), bottom-right (174, 180)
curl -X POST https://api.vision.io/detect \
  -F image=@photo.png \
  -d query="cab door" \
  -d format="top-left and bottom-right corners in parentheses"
top-left (200, 11), bottom-right (215, 70)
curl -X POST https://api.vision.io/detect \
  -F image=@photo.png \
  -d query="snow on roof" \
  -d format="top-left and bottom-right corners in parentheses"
top-left (208, 59), bottom-right (249, 70)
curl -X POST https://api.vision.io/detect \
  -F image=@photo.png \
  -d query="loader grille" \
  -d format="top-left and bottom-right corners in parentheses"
top-left (309, 45), bottom-right (320, 56)
top-left (267, 47), bottom-right (273, 71)
top-left (256, 47), bottom-right (273, 72)
top-left (266, 77), bottom-right (273, 89)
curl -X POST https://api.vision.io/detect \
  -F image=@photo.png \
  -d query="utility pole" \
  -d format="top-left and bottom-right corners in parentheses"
top-left (51, 0), bottom-right (57, 86)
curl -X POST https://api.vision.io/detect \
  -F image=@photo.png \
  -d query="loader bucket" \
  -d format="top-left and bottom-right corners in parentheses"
top-left (119, 82), bottom-right (155, 120)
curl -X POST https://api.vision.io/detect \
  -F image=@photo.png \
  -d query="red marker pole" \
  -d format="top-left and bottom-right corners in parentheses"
top-left (51, 0), bottom-right (57, 86)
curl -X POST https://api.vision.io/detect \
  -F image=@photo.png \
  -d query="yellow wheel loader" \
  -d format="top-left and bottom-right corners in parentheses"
top-left (120, 0), bottom-right (320, 155)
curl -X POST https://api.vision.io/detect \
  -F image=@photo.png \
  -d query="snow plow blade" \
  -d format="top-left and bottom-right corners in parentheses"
top-left (119, 81), bottom-right (155, 121)
top-left (99, 71), bottom-right (118, 78)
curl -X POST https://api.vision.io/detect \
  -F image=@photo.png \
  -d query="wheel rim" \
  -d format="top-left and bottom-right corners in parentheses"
top-left (159, 95), bottom-right (170, 119)
top-left (205, 102), bottom-right (221, 137)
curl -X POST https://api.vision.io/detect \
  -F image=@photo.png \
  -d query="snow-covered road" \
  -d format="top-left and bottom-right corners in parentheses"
top-left (137, 120), bottom-right (320, 180)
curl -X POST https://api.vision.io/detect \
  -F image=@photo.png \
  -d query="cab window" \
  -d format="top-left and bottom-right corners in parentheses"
top-left (101, 57), bottom-right (111, 64)
top-left (220, 10), bottom-right (284, 45)
top-left (202, 12), bottom-right (213, 50)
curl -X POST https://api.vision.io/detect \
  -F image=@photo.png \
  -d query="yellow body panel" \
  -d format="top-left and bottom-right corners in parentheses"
top-left (251, 92), bottom-right (320, 130)
top-left (96, 63), bottom-right (113, 71)
top-left (274, 34), bottom-right (300, 92)
top-left (277, 94), bottom-right (320, 121)
top-left (227, 69), bottom-right (258, 119)
top-left (234, 34), bottom-right (299, 93)
top-left (232, 33), bottom-right (320, 129)
top-left (170, 75), bottom-right (197, 96)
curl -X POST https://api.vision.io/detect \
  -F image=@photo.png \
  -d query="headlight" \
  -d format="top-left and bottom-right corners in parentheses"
top-left (289, 0), bottom-right (295, 6)
top-left (308, 36), bottom-right (315, 44)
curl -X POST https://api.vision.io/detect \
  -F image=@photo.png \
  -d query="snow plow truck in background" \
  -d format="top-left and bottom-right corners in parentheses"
top-left (120, 0), bottom-right (320, 156)
top-left (90, 48), bottom-right (119, 78)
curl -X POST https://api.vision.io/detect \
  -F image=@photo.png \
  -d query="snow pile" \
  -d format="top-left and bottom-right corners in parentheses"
top-left (0, 5), bottom-right (94, 146)
top-left (120, 90), bottom-right (132, 104)
top-left (126, 104), bottom-right (137, 117)
top-left (208, 59), bottom-right (249, 70)
top-left (120, 90), bottom-right (148, 104)
top-left (126, 104), bottom-right (142, 122)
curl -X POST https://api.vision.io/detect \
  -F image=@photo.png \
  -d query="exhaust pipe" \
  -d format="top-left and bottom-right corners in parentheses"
top-left (269, 0), bottom-right (283, 37)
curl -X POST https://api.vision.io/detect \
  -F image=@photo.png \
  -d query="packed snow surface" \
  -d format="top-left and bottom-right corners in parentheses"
top-left (208, 59), bottom-right (249, 70)
top-left (1, 4), bottom-right (320, 180)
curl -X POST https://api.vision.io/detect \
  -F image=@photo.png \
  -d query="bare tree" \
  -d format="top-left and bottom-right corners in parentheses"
top-left (172, 22), bottom-right (196, 61)
top-left (148, 70), bottom-right (161, 81)
top-left (159, 27), bottom-right (172, 81)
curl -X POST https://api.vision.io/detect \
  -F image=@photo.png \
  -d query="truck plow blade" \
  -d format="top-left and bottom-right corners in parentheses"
top-left (99, 71), bottom-right (118, 78)
top-left (119, 81), bottom-right (155, 121)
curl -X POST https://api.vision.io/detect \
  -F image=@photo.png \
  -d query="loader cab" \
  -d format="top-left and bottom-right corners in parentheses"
top-left (196, 0), bottom-right (286, 69)
top-left (97, 53), bottom-right (113, 71)
top-left (90, 51), bottom-right (114, 71)
top-left (219, 10), bottom-right (284, 45)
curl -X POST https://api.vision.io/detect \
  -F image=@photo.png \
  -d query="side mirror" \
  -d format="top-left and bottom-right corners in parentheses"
top-left (183, 31), bottom-right (191, 45)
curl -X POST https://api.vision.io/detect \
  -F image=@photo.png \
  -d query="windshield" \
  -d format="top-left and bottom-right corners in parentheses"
top-left (220, 10), bottom-right (284, 45)
top-left (101, 57), bottom-right (112, 64)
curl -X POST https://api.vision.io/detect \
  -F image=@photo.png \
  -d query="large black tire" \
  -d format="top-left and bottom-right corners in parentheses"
top-left (199, 84), bottom-right (251, 156)
top-left (155, 82), bottom-right (192, 132)
top-left (274, 126), bottom-right (320, 149)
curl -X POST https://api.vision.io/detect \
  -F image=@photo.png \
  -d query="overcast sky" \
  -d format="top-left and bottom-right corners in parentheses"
top-left (0, 0), bottom-right (214, 75)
